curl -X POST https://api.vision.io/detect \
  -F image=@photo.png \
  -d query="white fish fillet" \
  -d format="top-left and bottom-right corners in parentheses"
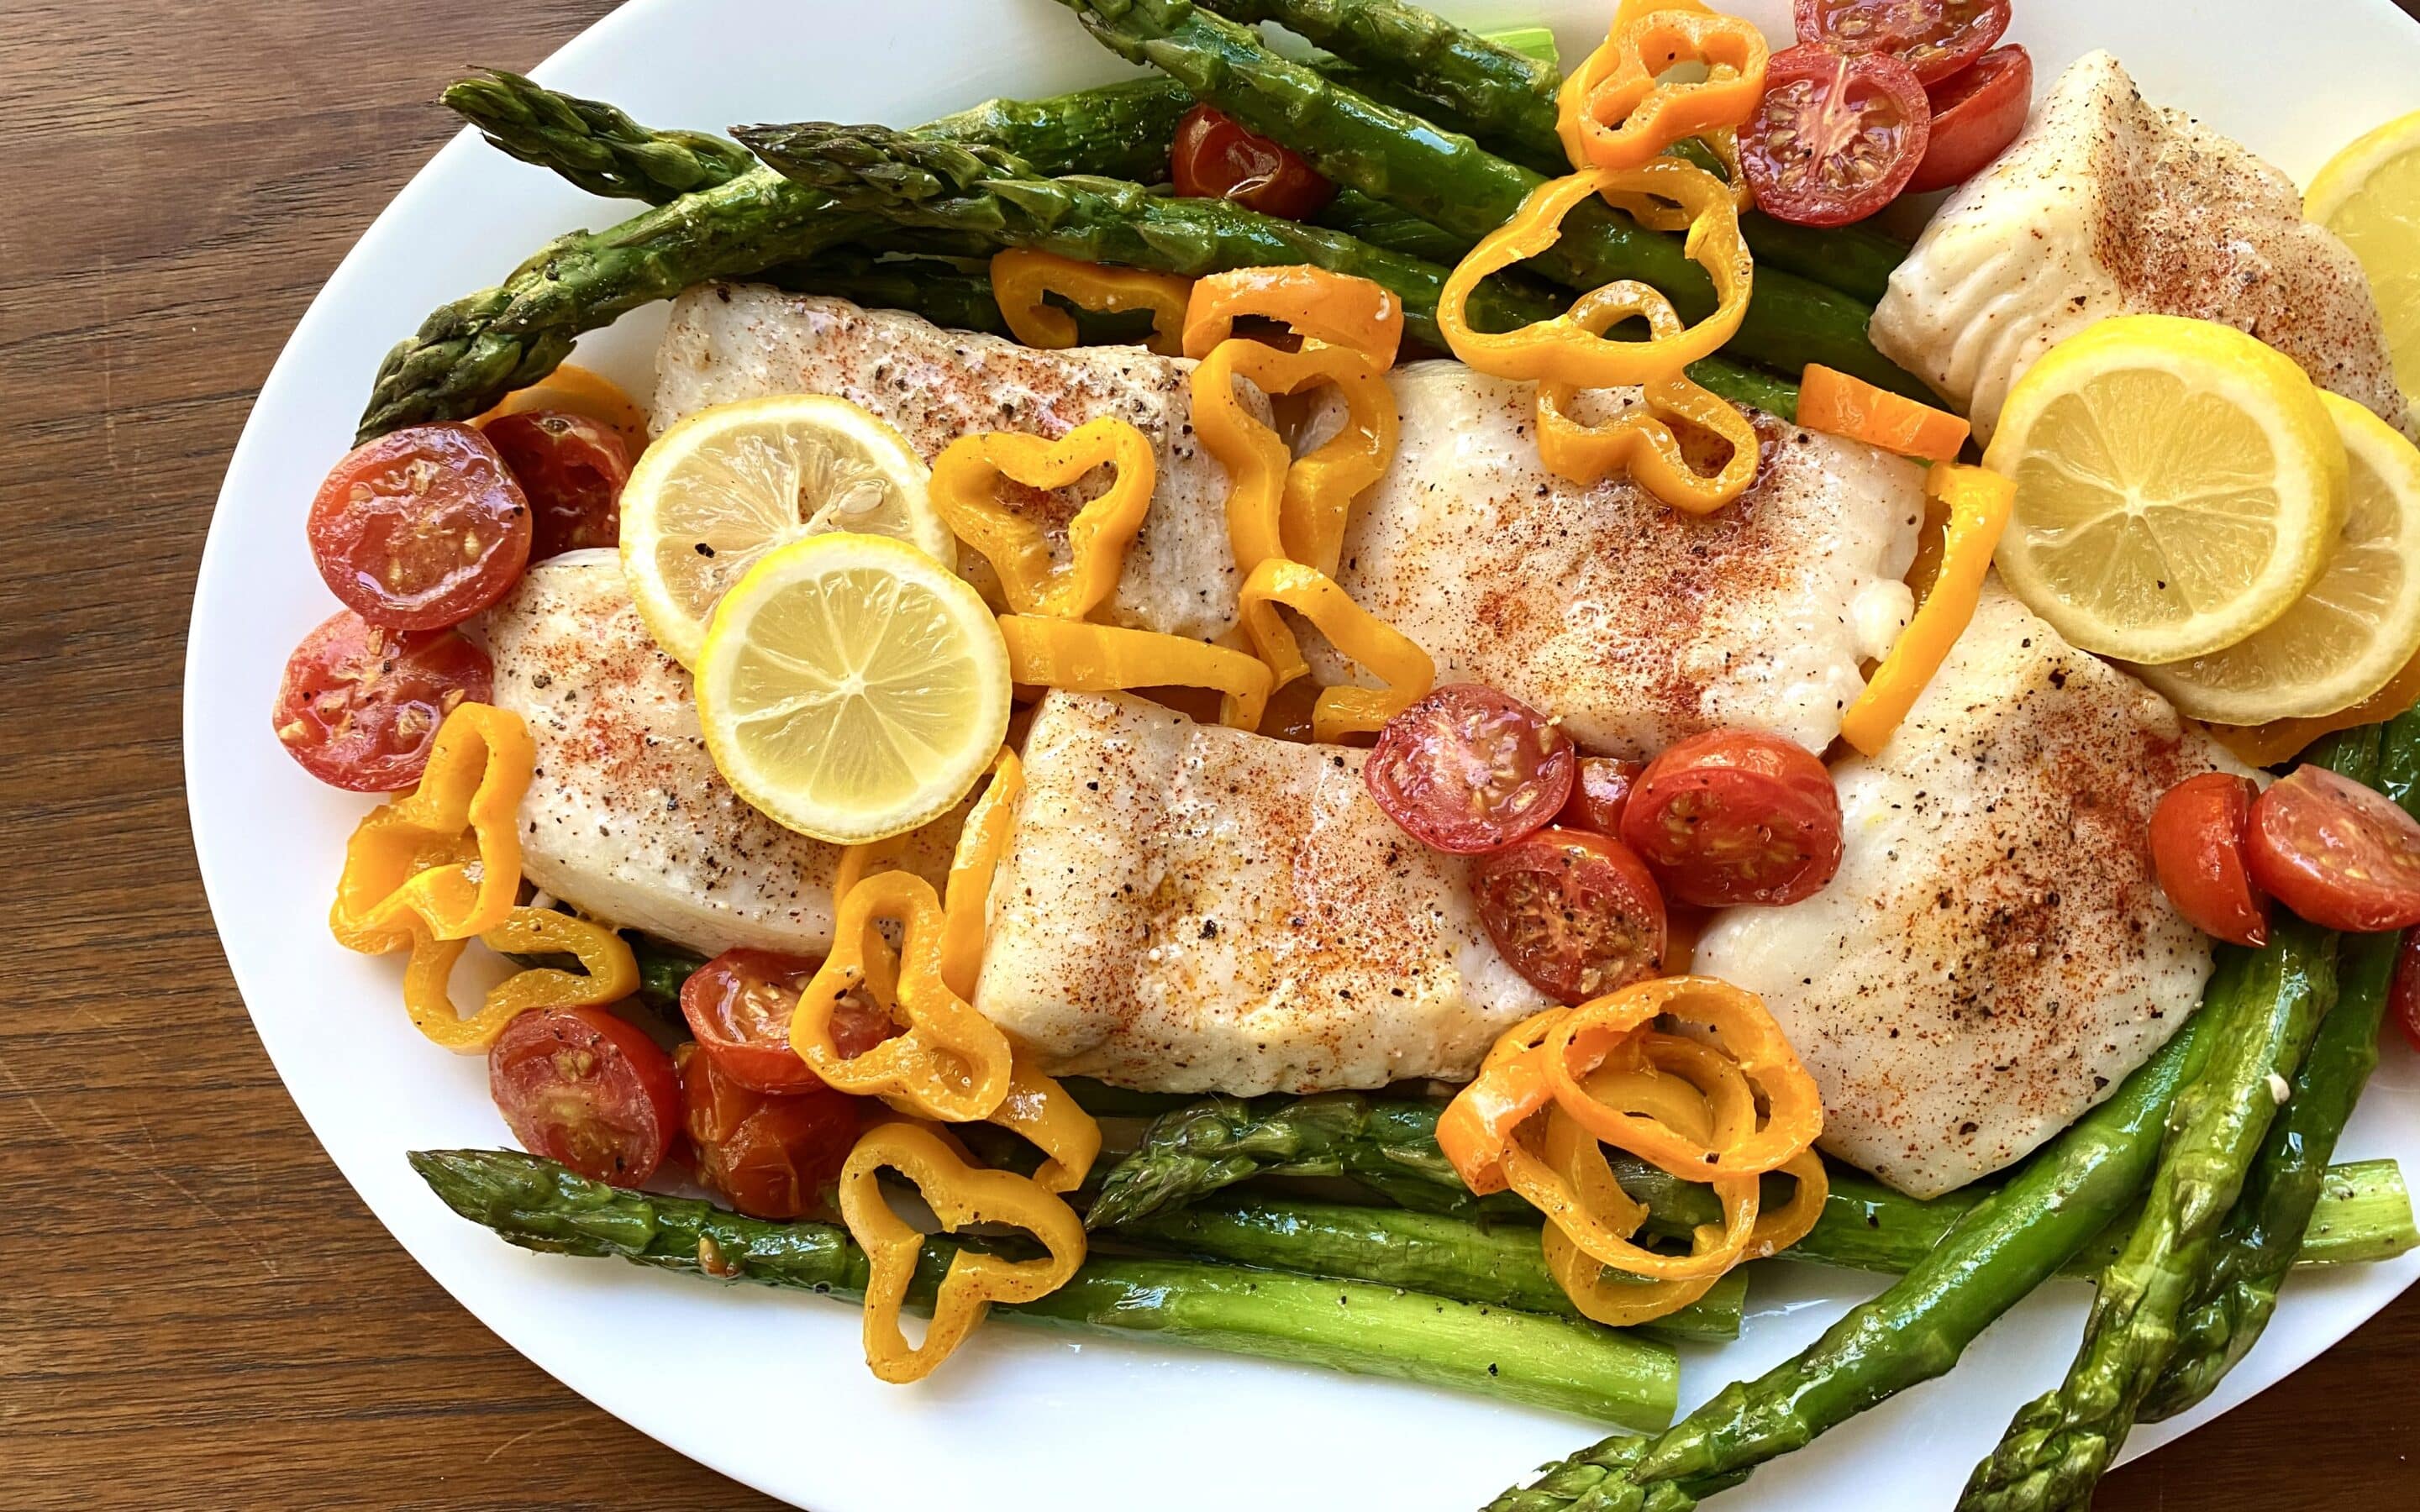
top-left (1309, 363), bottom-right (1923, 757)
top-left (1693, 580), bottom-right (2251, 1198)
top-left (1873, 51), bottom-right (2410, 445)
top-left (477, 550), bottom-right (955, 958)
top-left (973, 691), bottom-right (1549, 1094)
top-left (652, 285), bottom-right (1247, 641)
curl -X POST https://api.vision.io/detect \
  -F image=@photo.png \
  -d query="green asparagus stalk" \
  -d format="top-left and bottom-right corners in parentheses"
top-left (412, 1147), bottom-right (1679, 1426)
top-left (1051, 0), bottom-right (1924, 393)
top-left (1111, 1194), bottom-right (1748, 1340)
top-left (627, 933), bottom-right (705, 1015)
top-left (444, 70), bottom-right (760, 203)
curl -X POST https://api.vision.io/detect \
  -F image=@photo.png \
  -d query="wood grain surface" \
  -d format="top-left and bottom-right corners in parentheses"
top-left (4, 2), bottom-right (2417, 1507)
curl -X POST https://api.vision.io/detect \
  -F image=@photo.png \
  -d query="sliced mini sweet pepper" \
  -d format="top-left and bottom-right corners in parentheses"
top-left (987, 1048), bottom-right (1103, 1195)
top-left (1439, 160), bottom-right (1751, 390)
top-left (792, 869), bottom-right (1013, 1123)
top-left (1190, 338), bottom-right (1398, 580)
top-left (929, 418), bottom-right (1157, 623)
top-left (1534, 281), bottom-right (1760, 512)
top-left (1798, 363), bottom-right (1971, 461)
top-left (330, 702), bottom-right (534, 953)
top-left (401, 907), bottom-right (639, 1053)
top-left (1181, 265), bottom-right (1406, 370)
top-left (838, 1120), bottom-right (1087, 1383)
top-left (1839, 462), bottom-right (2014, 755)
top-left (1558, 0), bottom-right (1770, 172)
top-left (1235, 558), bottom-right (1435, 743)
top-left (1435, 1007), bottom-right (1568, 1195)
top-left (940, 748), bottom-right (1025, 1000)
top-left (990, 249), bottom-right (1191, 357)
top-left (997, 615), bottom-right (1273, 732)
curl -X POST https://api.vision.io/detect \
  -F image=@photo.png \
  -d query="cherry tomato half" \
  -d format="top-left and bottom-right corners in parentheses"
top-left (679, 1045), bottom-right (862, 1220)
top-left (308, 423), bottom-right (533, 630)
top-left (1742, 42), bottom-right (1932, 228)
top-left (2148, 773), bottom-right (2269, 948)
top-left (1366, 684), bottom-right (1577, 854)
top-left (1792, 0), bottom-right (2010, 86)
top-left (1620, 728), bottom-right (1844, 907)
top-left (271, 609), bottom-right (492, 791)
top-left (2248, 765), bottom-right (2420, 933)
top-left (481, 409), bottom-right (632, 562)
top-left (1555, 757), bottom-right (1646, 837)
top-left (1472, 827), bottom-right (1668, 1002)
top-left (2390, 931), bottom-right (2420, 1056)
top-left (1904, 45), bottom-right (2031, 194)
top-left (679, 948), bottom-right (900, 1095)
top-left (488, 1005), bottom-right (681, 1187)
top-left (1171, 104), bottom-right (1338, 222)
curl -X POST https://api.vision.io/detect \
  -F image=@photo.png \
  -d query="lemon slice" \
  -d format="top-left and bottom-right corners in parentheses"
top-left (621, 395), bottom-right (952, 667)
top-left (694, 533), bottom-right (1010, 843)
top-left (2130, 393), bottom-right (2420, 722)
top-left (2307, 109), bottom-right (2420, 409)
top-left (1984, 314), bottom-right (2347, 664)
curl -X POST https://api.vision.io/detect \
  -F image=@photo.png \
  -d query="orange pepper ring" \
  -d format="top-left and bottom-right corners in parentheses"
top-left (1436, 1007), bottom-right (1570, 1196)
top-left (1192, 339), bottom-right (1397, 577)
top-left (1437, 164), bottom-right (1750, 388)
top-left (1181, 265), bottom-right (1407, 370)
top-left (1558, 5), bottom-right (1770, 172)
top-left (989, 248), bottom-right (1191, 357)
top-left (928, 419), bottom-right (1158, 623)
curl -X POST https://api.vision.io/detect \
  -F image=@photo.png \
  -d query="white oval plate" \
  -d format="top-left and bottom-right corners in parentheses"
top-left (187, 1), bottom-right (2420, 1506)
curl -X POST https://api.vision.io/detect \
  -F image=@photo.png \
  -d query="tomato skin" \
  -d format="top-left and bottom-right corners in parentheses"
top-left (2148, 773), bottom-right (2269, 948)
top-left (1555, 757), bottom-right (1646, 837)
top-left (1904, 45), bottom-right (2031, 193)
top-left (1471, 827), bottom-right (1668, 1002)
top-left (1171, 104), bottom-right (1338, 222)
top-left (679, 1046), bottom-right (862, 1220)
top-left (308, 423), bottom-right (533, 630)
top-left (1742, 42), bottom-right (1932, 228)
top-left (2248, 765), bottom-right (2420, 932)
top-left (488, 1005), bottom-right (681, 1187)
top-left (481, 410), bottom-right (631, 562)
top-left (271, 609), bottom-right (492, 791)
top-left (1620, 729), bottom-right (1844, 906)
top-left (679, 948), bottom-right (899, 1094)
top-left (1792, 0), bottom-right (2010, 86)
top-left (2391, 930), bottom-right (2420, 1056)
top-left (1365, 684), bottom-right (1578, 854)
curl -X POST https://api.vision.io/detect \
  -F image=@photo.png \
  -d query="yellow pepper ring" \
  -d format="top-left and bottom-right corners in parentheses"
top-left (1235, 558), bottom-right (1435, 743)
top-left (401, 907), bottom-right (639, 1053)
top-left (939, 748), bottom-right (1025, 1000)
top-left (1276, 351), bottom-right (1399, 580)
top-left (1181, 265), bottom-right (1407, 370)
top-left (1438, 162), bottom-right (1751, 389)
top-left (1558, 0), bottom-right (1770, 174)
top-left (838, 1120), bottom-right (1088, 1383)
top-left (929, 418), bottom-right (1158, 624)
top-left (1192, 339), bottom-right (1400, 579)
top-left (330, 702), bottom-right (534, 953)
top-left (989, 248), bottom-right (1192, 357)
top-left (1189, 339), bottom-right (1293, 576)
top-left (997, 614), bottom-right (1273, 732)
top-left (1501, 1102), bottom-right (1759, 1282)
top-left (987, 1049), bottom-right (1104, 1195)
top-left (1840, 463), bottom-right (2016, 756)
top-left (1537, 1100), bottom-right (1728, 1326)
top-left (792, 870), bottom-right (1014, 1123)
top-left (1533, 281), bottom-right (1760, 511)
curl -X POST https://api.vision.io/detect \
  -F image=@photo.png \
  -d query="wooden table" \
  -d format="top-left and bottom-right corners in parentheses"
top-left (4, 2), bottom-right (2415, 1505)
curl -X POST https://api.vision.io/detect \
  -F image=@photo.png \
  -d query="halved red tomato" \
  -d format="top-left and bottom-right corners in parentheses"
top-left (1792, 0), bottom-right (2011, 86)
top-left (271, 609), bottom-right (492, 791)
top-left (1620, 729), bottom-right (1844, 906)
top-left (1742, 42), bottom-right (1932, 227)
top-left (1171, 104), bottom-right (1338, 222)
top-left (1555, 757), bottom-right (1646, 837)
top-left (1366, 684), bottom-right (1577, 854)
top-left (488, 1005), bottom-right (681, 1187)
top-left (481, 410), bottom-right (631, 561)
top-left (2248, 765), bottom-right (2420, 932)
top-left (1471, 827), bottom-right (1667, 1002)
top-left (679, 1045), bottom-right (862, 1220)
top-left (1904, 45), bottom-right (2031, 193)
top-left (678, 948), bottom-right (899, 1095)
top-left (308, 423), bottom-right (532, 629)
top-left (2149, 773), bottom-right (2269, 948)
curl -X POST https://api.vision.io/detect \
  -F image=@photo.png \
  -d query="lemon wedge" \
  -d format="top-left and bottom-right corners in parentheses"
top-left (1984, 314), bottom-right (2347, 664)
top-left (2130, 393), bottom-right (2420, 722)
top-left (621, 395), bottom-right (952, 667)
top-left (694, 533), bottom-right (1010, 844)
top-left (2307, 109), bottom-right (2420, 409)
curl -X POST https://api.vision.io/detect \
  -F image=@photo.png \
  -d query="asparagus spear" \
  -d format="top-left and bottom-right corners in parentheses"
top-left (413, 1147), bottom-right (1679, 1426)
top-left (444, 70), bottom-right (760, 203)
top-left (1110, 1194), bottom-right (1748, 1340)
top-left (1050, 0), bottom-right (1924, 393)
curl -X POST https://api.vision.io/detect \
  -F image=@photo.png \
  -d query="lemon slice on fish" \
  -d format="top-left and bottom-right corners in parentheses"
top-left (1984, 314), bottom-right (2346, 665)
top-left (2129, 393), bottom-right (2420, 722)
top-left (621, 394), bottom-right (953, 668)
top-left (2308, 109), bottom-right (2420, 411)
top-left (694, 532), bottom-right (1010, 843)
